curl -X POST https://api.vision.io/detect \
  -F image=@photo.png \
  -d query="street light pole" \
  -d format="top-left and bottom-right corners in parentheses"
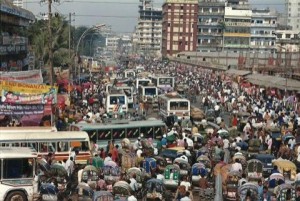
top-left (75, 24), bottom-right (105, 84)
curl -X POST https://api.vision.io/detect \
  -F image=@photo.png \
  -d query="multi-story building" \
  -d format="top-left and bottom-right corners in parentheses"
top-left (285, 0), bottom-right (300, 32)
top-left (223, 3), bottom-right (252, 53)
top-left (275, 30), bottom-right (300, 52)
top-left (105, 36), bottom-right (120, 52)
top-left (136, 0), bottom-right (162, 54)
top-left (197, 0), bottom-right (225, 52)
top-left (250, 9), bottom-right (277, 54)
top-left (0, 0), bottom-right (34, 70)
top-left (162, 0), bottom-right (198, 56)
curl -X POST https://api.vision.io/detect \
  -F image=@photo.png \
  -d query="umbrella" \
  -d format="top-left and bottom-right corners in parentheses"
top-left (84, 165), bottom-right (98, 172)
top-left (282, 133), bottom-right (294, 141)
top-left (49, 163), bottom-right (67, 177)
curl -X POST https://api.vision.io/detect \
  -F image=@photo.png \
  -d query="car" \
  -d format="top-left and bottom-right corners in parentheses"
top-left (254, 154), bottom-right (275, 177)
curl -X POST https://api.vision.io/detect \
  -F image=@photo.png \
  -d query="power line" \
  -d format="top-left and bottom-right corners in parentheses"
top-left (75, 14), bottom-right (137, 18)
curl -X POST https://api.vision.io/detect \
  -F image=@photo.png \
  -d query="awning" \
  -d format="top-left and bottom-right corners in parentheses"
top-left (0, 0), bottom-right (35, 21)
top-left (225, 69), bottom-right (251, 77)
top-left (245, 74), bottom-right (300, 91)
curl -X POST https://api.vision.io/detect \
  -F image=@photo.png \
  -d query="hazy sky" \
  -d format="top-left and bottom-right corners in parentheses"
top-left (23, 0), bottom-right (284, 34)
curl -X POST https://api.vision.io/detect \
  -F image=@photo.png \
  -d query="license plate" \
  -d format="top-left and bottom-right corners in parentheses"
top-left (267, 170), bottom-right (271, 173)
top-left (267, 163), bottom-right (272, 166)
top-left (42, 194), bottom-right (57, 200)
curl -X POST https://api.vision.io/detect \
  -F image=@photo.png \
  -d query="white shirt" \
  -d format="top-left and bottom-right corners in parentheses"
top-left (180, 181), bottom-right (191, 191)
top-left (223, 139), bottom-right (230, 149)
top-left (157, 174), bottom-right (164, 181)
top-left (104, 156), bottom-right (112, 163)
top-left (295, 173), bottom-right (300, 181)
top-left (235, 136), bottom-right (242, 142)
top-left (178, 155), bottom-right (188, 162)
top-left (129, 178), bottom-right (138, 191)
top-left (180, 196), bottom-right (191, 201)
top-left (231, 162), bottom-right (242, 172)
top-left (128, 195), bottom-right (138, 201)
top-left (137, 149), bottom-right (143, 158)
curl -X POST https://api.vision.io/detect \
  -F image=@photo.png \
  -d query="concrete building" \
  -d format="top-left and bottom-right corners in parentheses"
top-left (250, 9), bottom-right (277, 54)
top-left (223, 3), bottom-right (252, 53)
top-left (275, 30), bottom-right (300, 52)
top-left (197, 0), bottom-right (225, 52)
top-left (162, 0), bottom-right (198, 56)
top-left (136, 0), bottom-right (162, 55)
top-left (285, 0), bottom-right (300, 32)
top-left (105, 36), bottom-right (120, 52)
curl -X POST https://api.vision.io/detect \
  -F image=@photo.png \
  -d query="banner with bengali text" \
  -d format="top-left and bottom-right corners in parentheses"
top-left (0, 70), bottom-right (43, 84)
top-left (1, 88), bottom-right (57, 104)
top-left (0, 104), bottom-right (45, 115)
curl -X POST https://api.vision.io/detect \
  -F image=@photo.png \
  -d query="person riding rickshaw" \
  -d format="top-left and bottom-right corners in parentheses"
top-left (224, 171), bottom-right (242, 201)
top-left (113, 181), bottom-right (132, 200)
top-left (247, 159), bottom-right (263, 183)
top-left (163, 164), bottom-right (180, 190)
top-left (81, 165), bottom-right (99, 189)
top-left (274, 183), bottom-right (296, 201)
top-left (174, 157), bottom-right (191, 178)
top-left (92, 191), bottom-right (114, 201)
top-left (238, 182), bottom-right (259, 201)
top-left (145, 178), bottom-right (168, 201)
top-left (272, 158), bottom-right (296, 181)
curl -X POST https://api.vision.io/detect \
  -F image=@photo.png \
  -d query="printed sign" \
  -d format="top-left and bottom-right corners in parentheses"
top-left (0, 80), bottom-right (57, 94)
top-left (1, 88), bottom-right (57, 105)
top-left (0, 70), bottom-right (43, 84)
top-left (0, 104), bottom-right (45, 115)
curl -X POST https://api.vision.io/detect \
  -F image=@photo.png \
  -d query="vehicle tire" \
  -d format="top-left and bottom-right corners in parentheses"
top-left (5, 191), bottom-right (27, 201)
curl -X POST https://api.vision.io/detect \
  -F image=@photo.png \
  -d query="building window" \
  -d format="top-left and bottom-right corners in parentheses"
top-left (286, 34), bottom-right (291, 38)
top-left (181, 6), bottom-right (183, 9)
top-left (277, 34), bottom-right (282, 38)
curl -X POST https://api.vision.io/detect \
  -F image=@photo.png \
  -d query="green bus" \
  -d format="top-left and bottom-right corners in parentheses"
top-left (70, 120), bottom-right (166, 145)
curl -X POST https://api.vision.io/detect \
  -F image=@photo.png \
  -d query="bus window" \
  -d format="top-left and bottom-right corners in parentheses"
top-left (21, 143), bottom-right (27, 147)
top-left (81, 141), bottom-right (89, 151)
top-left (58, 142), bottom-right (69, 152)
top-left (145, 88), bottom-right (156, 96)
top-left (112, 128), bottom-right (126, 139)
top-left (39, 142), bottom-right (56, 153)
top-left (29, 143), bottom-right (37, 151)
top-left (3, 158), bottom-right (33, 179)
top-left (178, 101), bottom-right (189, 110)
top-left (39, 143), bottom-right (48, 152)
top-left (140, 127), bottom-right (153, 139)
top-left (110, 96), bottom-right (125, 105)
top-left (87, 131), bottom-right (97, 143)
top-left (127, 127), bottom-right (139, 138)
top-left (98, 129), bottom-right (111, 140)
top-left (154, 126), bottom-right (163, 139)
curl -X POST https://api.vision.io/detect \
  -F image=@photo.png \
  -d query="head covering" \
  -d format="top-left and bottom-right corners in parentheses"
top-left (163, 134), bottom-right (166, 138)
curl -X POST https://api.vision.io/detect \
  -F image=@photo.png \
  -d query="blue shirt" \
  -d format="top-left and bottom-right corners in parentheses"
top-left (161, 138), bottom-right (167, 146)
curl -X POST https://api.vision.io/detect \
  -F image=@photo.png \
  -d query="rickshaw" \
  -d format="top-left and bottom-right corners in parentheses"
top-left (268, 173), bottom-right (285, 189)
top-left (247, 159), bottom-right (263, 183)
top-left (143, 157), bottom-right (157, 176)
top-left (77, 182), bottom-right (94, 200)
top-left (145, 179), bottom-right (167, 201)
top-left (274, 184), bottom-right (296, 201)
top-left (160, 147), bottom-right (190, 164)
top-left (163, 164), bottom-right (180, 190)
top-left (173, 158), bottom-right (191, 177)
top-left (248, 137), bottom-right (261, 156)
top-left (205, 109), bottom-right (216, 122)
top-left (153, 156), bottom-right (167, 172)
top-left (126, 167), bottom-right (144, 189)
top-left (224, 171), bottom-right (242, 201)
top-left (196, 155), bottom-right (212, 174)
top-left (93, 191), bottom-right (114, 201)
top-left (87, 156), bottom-right (104, 169)
top-left (232, 154), bottom-right (247, 173)
top-left (238, 182), bottom-right (259, 201)
top-left (113, 181), bottom-right (132, 200)
top-left (102, 163), bottom-right (121, 183)
top-left (82, 165), bottom-right (99, 189)
top-left (272, 158), bottom-right (297, 181)
top-left (191, 163), bottom-right (207, 186)
top-left (254, 154), bottom-right (275, 177)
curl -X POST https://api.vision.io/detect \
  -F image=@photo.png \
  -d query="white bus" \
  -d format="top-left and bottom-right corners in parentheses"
top-left (149, 74), bottom-right (175, 88)
top-left (138, 85), bottom-right (158, 101)
top-left (106, 90), bottom-right (128, 114)
top-left (124, 69), bottom-right (136, 78)
top-left (158, 93), bottom-right (190, 120)
top-left (106, 84), bottom-right (134, 106)
top-left (0, 131), bottom-right (91, 164)
top-left (0, 147), bottom-right (39, 201)
top-left (135, 78), bottom-right (151, 90)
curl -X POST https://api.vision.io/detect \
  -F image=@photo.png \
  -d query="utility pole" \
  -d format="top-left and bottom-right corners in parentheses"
top-left (47, 0), bottom-right (54, 86)
top-left (69, 12), bottom-right (71, 59)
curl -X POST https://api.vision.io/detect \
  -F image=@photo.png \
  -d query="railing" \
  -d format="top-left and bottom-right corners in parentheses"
top-left (199, 42), bottom-right (222, 47)
top-left (198, 22), bottom-right (221, 26)
top-left (223, 44), bottom-right (249, 48)
top-left (199, 11), bottom-right (225, 15)
top-left (251, 33), bottom-right (276, 38)
top-left (251, 23), bottom-right (277, 27)
top-left (225, 22), bottom-right (251, 27)
top-left (200, 32), bottom-right (223, 36)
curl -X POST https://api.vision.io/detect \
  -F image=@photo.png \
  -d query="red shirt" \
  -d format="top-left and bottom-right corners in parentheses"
top-left (112, 148), bottom-right (118, 162)
top-left (232, 117), bottom-right (238, 127)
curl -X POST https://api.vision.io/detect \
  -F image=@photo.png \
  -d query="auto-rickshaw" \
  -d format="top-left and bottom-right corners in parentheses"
top-left (173, 158), bottom-right (191, 177)
top-left (113, 181), bottom-right (132, 200)
top-left (274, 184), bottom-right (296, 201)
top-left (224, 171), bottom-right (242, 201)
top-left (93, 191), bottom-right (114, 201)
top-left (268, 173), bottom-right (285, 189)
top-left (196, 155), bottom-right (212, 173)
top-left (247, 159), bottom-right (263, 183)
top-left (145, 178), bottom-right (167, 200)
top-left (272, 158), bottom-right (296, 181)
top-left (81, 165), bottom-right (99, 189)
top-left (126, 167), bottom-right (144, 189)
top-left (238, 182), bottom-right (258, 201)
top-left (163, 164), bottom-right (180, 190)
top-left (191, 163), bottom-right (207, 186)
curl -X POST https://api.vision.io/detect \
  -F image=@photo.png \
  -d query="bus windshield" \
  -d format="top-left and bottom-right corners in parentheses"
top-left (145, 88), bottom-right (156, 96)
top-left (170, 101), bottom-right (189, 110)
top-left (138, 80), bottom-right (150, 87)
top-left (109, 96), bottom-right (125, 105)
top-left (3, 158), bottom-right (33, 179)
